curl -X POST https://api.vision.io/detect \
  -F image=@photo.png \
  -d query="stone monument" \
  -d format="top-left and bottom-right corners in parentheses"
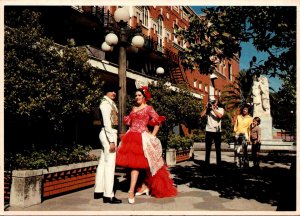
top-left (252, 75), bottom-right (273, 140)
top-left (252, 75), bottom-right (295, 150)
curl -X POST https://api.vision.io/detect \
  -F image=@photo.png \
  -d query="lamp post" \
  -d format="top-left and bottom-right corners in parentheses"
top-left (101, 7), bottom-right (145, 135)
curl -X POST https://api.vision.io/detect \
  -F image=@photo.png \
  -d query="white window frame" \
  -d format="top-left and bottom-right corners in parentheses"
top-left (157, 17), bottom-right (163, 36)
top-left (193, 79), bottom-right (197, 88)
top-left (228, 63), bottom-right (232, 81)
top-left (142, 7), bottom-right (149, 27)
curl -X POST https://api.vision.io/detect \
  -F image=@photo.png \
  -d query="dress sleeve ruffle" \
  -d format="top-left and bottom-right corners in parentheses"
top-left (124, 115), bottom-right (131, 125)
top-left (148, 116), bottom-right (166, 126)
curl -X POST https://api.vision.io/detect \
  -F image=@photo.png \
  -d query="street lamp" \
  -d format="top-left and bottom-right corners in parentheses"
top-left (156, 67), bottom-right (165, 75)
top-left (101, 7), bottom-right (145, 135)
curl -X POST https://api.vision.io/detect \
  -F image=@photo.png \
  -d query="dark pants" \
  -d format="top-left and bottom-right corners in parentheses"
top-left (205, 131), bottom-right (222, 167)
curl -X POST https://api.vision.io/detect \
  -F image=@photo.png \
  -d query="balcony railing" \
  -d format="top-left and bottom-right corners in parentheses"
top-left (79, 7), bottom-right (188, 85)
top-left (89, 8), bottom-right (180, 66)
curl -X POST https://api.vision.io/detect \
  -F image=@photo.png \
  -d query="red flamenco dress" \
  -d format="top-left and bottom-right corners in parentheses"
top-left (116, 105), bottom-right (177, 198)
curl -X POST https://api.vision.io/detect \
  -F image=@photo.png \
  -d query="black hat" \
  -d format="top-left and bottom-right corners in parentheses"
top-left (102, 82), bottom-right (120, 94)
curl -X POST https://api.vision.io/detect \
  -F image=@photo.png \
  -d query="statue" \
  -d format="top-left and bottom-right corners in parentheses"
top-left (252, 75), bottom-right (271, 117)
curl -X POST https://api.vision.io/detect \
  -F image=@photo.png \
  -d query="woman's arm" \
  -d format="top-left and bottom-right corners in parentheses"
top-left (152, 125), bottom-right (160, 137)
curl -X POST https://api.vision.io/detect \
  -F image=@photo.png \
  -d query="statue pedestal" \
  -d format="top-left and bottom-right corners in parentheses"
top-left (258, 115), bottom-right (273, 140)
top-left (260, 139), bottom-right (296, 150)
top-left (252, 116), bottom-right (295, 151)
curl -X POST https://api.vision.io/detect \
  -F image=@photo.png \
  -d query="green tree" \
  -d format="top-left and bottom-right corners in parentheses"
top-left (270, 75), bottom-right (296, 131)
top-left (177, 6), bottom-right (296, 132)
top-left (4, 9), bottom-right (102, 149)
top-left (177, 6), bottom-right (296, 79)
top-left (126, 81), bottom-right (203, 148)
top-left (220, 69), bottom-right (254, 115)
top-left (149, 81), bottom-right (203, 135)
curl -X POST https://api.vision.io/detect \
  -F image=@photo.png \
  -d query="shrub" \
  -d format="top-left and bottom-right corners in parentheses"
top-left (5, 144), bottom-right (99, 171)
top-left (167, 134), bottom-right (194, 150)
top-left (167, 134), bottom-right (182, 150)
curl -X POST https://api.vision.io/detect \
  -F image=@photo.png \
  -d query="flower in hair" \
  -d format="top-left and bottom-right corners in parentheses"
top-left (140, 86), bottom-right (151, 101)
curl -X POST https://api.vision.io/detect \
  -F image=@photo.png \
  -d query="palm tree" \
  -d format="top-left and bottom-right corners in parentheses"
top-left (220, 69), bottom-right (254, 118)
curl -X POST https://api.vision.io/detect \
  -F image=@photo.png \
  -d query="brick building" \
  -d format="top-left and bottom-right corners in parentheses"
top-left (74, 6), bottom-right (239, 103)
top-left (5, 5), bottom-right (239, 144)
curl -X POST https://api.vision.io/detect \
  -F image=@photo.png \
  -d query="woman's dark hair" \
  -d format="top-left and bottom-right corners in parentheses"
top-left (136, 89), bottom-right (146, 98)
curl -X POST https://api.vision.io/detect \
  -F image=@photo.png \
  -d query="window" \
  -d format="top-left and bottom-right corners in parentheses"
top-left (166, 32), bottom-right (171, 42)
top-left (193, 79), bottom-right (197, 88)
top-left (136, 12), bottom-right (141, 24)
top-left (204, 84), bottom-right (208, 92)
top-left (228, 63), bottom-right (232, 81)
top-left (182, 11), bottom-right (188, 21)
top-left (198, 82), bottom-right (202, 90)
top-left (172, 6), bottom-right (179, 13)
top-left (157, 17), bottom-right (163, 36)
top-left (153, 24), bottom-right (157, 34)
top-left (173, 24), bottom-right (180, 44)
top-left (142, 7), bottom-right (149, 27)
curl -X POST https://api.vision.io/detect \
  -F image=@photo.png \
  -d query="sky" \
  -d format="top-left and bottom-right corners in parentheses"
top-left (190, 6), bottom-right (282, 91)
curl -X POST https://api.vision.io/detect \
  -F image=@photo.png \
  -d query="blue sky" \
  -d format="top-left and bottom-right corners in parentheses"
top-left (190, 6), bottom-right (282, 91)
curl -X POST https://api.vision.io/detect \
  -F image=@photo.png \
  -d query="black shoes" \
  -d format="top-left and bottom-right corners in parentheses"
top-left (103, 196), bottom-right (122, 204)
top-left (94, 192), bottom-right (103, 199)
top-left (94, 192), bottom-right (122, 204)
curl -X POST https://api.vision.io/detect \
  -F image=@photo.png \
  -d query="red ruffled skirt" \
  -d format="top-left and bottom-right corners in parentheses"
top-left (116, 131), bottom-right (177, 198)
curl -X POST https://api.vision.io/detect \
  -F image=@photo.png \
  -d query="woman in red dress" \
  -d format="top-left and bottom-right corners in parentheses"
top-left (116, 86), bottom-right (177, 204)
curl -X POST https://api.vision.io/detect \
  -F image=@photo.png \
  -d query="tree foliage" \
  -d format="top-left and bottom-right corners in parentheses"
top-left (125, 81), bottom-right (203, 147)
top-left (177, 6), bottom-right (296, 79)
top-left (220, 69), bottom-right (254, 115)
top-left (178, 6), bottom-right (296, 130)
top-left (270, 76), bottom-right (296, 131)
top-left (149, 81), bottom-right (203, 136)
top-left (4, 9), bottom-right (103, 132)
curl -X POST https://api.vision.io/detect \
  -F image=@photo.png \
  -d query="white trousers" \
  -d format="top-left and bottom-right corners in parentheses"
top-left (94, 128), bottom-right (117, 198)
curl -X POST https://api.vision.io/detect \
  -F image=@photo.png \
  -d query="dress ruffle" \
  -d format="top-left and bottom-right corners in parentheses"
top-left (116, 131), bottom-right (149, 169)
top-left (116, 105), bottom-right (177, 198)
top-left (148, 116), bottom-right (166, 126)
top-left (145, 164), bottom-right (177, 198)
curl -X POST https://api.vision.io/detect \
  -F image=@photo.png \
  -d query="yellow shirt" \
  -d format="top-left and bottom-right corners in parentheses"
top-left (234, 114), bottom-right (253, 139)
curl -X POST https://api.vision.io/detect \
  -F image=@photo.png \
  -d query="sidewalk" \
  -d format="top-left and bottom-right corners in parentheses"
top-left (5, 150), bottom-right (297, 214)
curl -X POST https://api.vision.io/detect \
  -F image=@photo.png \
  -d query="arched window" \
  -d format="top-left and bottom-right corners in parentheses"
top-left (142, 7), bottom-right (149, 27)
top-left (158, 17), bottom-right (163, 36)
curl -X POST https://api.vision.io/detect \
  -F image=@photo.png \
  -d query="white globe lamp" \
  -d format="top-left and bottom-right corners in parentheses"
top-left (101, 42), bottom-right (112, 52)
top-left (132, 35), bottom-right (145, 48)
top-left (156, 67), bottom-right (164, 75)
top-left (105, 33), bottom-right (118, 46)
top-left (114, 7), bottom-right (130, 23)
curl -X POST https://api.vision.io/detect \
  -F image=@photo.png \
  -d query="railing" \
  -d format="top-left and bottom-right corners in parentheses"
top-left (281, 130), bottom-right (296, 142)
top-left (90, 8), bottom-right (180, 66)
top-left (81, 7), bottom-right (188, 85)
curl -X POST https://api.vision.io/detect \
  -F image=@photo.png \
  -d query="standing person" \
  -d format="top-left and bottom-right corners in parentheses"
top-left (200, 97), bottom-right (224, 168)
top-left (116, 86), bottom-right (177, 204)
top-left (233, 106), bottom-right (253, 166)
top-left (94, 83), bottom-right (122, 204)
top-left (250, 117), bottom-right (262, 168)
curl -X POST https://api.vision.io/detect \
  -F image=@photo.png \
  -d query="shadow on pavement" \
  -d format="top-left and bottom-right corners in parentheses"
top-left (115, 153), bottom-right (296, 211)
top-left (169, 153), bottom-right (296, 211)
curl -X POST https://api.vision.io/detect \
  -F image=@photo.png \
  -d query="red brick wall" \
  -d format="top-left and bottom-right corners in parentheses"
top-left (43, 165), bottom-right (97, 198)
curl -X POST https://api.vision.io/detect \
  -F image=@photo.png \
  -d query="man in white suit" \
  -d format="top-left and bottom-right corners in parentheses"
top-left (94, 83), bottom-right (122, 204)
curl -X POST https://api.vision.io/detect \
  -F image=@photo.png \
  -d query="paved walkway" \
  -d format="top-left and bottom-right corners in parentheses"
top-left (5, 150), bottom-right (297, 214)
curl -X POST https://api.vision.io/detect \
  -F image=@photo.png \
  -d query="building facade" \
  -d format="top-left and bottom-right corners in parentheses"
top-left (75, 5), bottom-right (239, 103)
top-left (5, 5), bottom-right (239, 146)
